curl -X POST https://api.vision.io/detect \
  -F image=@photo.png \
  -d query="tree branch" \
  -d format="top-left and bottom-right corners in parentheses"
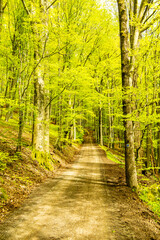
top-left (20, 0), bottom-right (30, 15)
top-left (134, 0), bottom-right (138, 16)
top-left (140, 0), bottom-right (153, 23)
top-left (138, 0), bottom-right (147, 19)
top-left (45, 79), bottom-right (76, 110)
top-left (3, 1), bottom-right (8, 11)
top-left (137, 99), bottom-right (158, 115)
top-left (46, 0), bottom-right (58, 10)
top-left (43, 43), bottom-right (69, 59)
top-left (22, 33), bottom-right (49, 98)
top-left (135, 124), bottom-right (150, 162)
top-left (140, 16), bottom-right (159, 33)
top-left (142, 6), bottom-right (159, 25)
top-left (45, 86), bottom-right (66, 110)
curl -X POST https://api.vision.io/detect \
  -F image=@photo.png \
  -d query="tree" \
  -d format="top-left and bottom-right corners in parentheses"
top-left (116, 0), bottom-right (159, 186)
top-left (0, 0), bottom-right (159, 184)
top-left (117, 0), bottom-right (138, 188)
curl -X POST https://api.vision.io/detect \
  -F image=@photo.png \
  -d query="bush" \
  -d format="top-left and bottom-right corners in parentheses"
top-left (0, 152), bottom-right (8, 171)
top-left (0, 188), bottom-right (8, 201)
top-left (139, 184), bottom-right (160, 217)
top-left (0, 151), bottom-right (19, 171)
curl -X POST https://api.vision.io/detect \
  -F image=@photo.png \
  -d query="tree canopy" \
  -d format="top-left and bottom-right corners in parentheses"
top-left (0, 0), bottom-right (160, 188)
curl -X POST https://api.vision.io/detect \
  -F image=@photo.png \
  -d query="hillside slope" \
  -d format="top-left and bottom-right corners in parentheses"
top-left (0, 118), bottom-right (79, 222)
top-left (0, 144), bottom-right (159, 239)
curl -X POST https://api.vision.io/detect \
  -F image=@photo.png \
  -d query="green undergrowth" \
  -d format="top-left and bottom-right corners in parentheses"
top-left (100, 145), bottom-right (125, 166)
top-left (0, 151), bottom-right (20, 172)
top-left (0, 188), bottom-right (8, 202)
top-left (49, 124), bottom-right (59, 139)
top-left (138, 183), bottom-right (160, 217)
top-left (100, 145), bottom-right (160, 218)
top-left (32, 150), bottom-right (59, 171)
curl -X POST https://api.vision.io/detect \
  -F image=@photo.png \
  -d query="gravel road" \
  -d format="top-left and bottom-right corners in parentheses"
top-left (0, 144), bottom-right (160, 240)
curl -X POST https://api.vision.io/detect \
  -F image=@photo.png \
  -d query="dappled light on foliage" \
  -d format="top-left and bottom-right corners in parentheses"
top-left (0, 0), bottom-right (160, 237)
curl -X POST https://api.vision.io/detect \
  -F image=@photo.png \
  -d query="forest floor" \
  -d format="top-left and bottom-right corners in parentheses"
top-left (0, 118), bottom-right (79, 223)
top-left (0, 143), bottom-right (160, 240)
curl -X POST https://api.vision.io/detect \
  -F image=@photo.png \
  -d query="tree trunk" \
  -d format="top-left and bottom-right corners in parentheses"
top-left (117, 0), bottom-right (138, 188)
top-left (35, 68), bottom-right (45, 152)
top-left (44, 87), bottom-right (50, 153)
top-left (146, 126), bottom-right (150, 168)
top-left (16, 108), bottom-right (24, 152)
top-left (157, 91), bottom-right (160, 170)
top-left (0, 0), bottom-right (3, 32)
top-left (99, 106), bottom-right (103, 146)
top-left (73, 117), bottom-right (76, 141)
top-left (32, 0), bottom-right (50, 160)
top-left (32, 74), bottom-right (37, 147)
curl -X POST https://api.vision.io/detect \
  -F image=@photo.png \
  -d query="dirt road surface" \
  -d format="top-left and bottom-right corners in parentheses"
top-left (0, 144), bottom-right (160, 240)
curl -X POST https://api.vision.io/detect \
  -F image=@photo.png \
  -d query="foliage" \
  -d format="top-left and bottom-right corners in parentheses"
top-left (100, 145), bottom-right (125, 165)
top-left (0, 0), bottom-right (159, 193)
top-left (0, 188), bottom-right (8, 202)
top-left (0, 151), bottom-right (20, 171)
top-left (32, 151), bottom-right (54, 171)
top-left (139, 184), bottom-right (160, 217)
top-left (0, 152), bottom-right (8, 171)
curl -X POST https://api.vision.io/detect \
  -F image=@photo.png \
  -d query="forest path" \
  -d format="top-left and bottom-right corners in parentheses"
top-left (0, 144), bottom-right (160, 240)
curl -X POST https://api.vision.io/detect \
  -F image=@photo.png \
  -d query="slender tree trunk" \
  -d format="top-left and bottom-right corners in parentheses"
top-left (99, 106), bottom-right (103, 146)
top-left (32, 74), bottom-right (37, 147)
top-left (157, 90), bottom-right (160, 170)
top-left (35, 68), bottom-right (45, 152)
top-left (0, 0), bottom-right (3, 32)
top-left (16, 73), bottom-right (24, 152)
top-left (108, 85), bottom-right (112, 148)
top-left (0, 0), bottom-right (3, 118)
top-left (73, 117), bottom-right (76, 141)
top-left (5, 45), bottom-right (18, 122)
top-left (16, 51), bottom-right (23, 152)
top-left (111, 107), bottom-right (114, 149)
top-left (55, 94), bottom-right (62, 148)
top-left (117, 0), bottom-right (138, 188)
top-left (146, 126), bottom-right (150, 168)
top-left (16, 108), bottom-right (24, 152)
top-left (44, 93), bottom-right (50, 153)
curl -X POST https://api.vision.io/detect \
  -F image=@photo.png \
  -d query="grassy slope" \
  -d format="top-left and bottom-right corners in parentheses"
top-left (0, 118), bottom-right (79, 222)
top-left (100, 145), bottom-right (160, 218)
